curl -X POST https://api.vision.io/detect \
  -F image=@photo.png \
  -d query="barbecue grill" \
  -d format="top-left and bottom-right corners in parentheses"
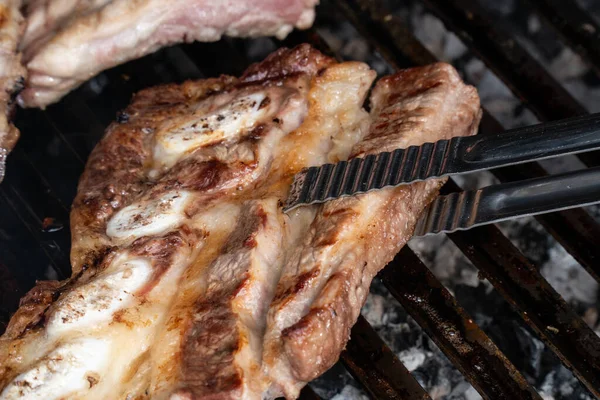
top-left (2, 0), bottom-right (600, 399)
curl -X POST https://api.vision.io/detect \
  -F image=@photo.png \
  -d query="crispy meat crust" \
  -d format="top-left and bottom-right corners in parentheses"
top-left (1, 44), bottom-right (344, 400)
top-left (0, 46), bottom-right (481, 400)
top-left (70, 76), bottom-right (237, 273)
top-left (70, 45), bottom-right (332, 275)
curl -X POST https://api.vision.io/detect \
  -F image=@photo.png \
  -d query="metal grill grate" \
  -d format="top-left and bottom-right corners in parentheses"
top-left (1, 1), bottom-right (600, 399)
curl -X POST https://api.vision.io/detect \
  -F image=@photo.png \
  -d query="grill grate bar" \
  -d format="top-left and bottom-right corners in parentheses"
top-left (382, 247), bottom-right (542, 400)
top-left (333, 0), bottom-right (437, 68)
top-left (298, 386), bottom-right (322, 400)
top-left (417, 0), bottom-right (600, 171)
top-left (14, 107), bottom-right (85, 207)
top-left (341, 315), bottom-right (432, 400)
top-left (1, 148), bottom-right (72, 278)
top-left (335, 0), bottom-right (600, 283)
top-left (445, 191), bottom-right (600, 398)
top-left (418, 0), bottom-right (586, 119)
top-left (181, 40), bottom-right (249, 77)
top-left (0, 261), bottom-right (21, 336)
top-left (0, 184), bottom-right (65, 287)
top-left (525, 0), bottom-right (600, 76)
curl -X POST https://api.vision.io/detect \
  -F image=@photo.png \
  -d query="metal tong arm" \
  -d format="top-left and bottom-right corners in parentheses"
top-left (444, 112), bottom-right (600, 174)
top-left (414, 166), bottom-right (600, 236)
top-left (285, 112), bottom-right (600, 211)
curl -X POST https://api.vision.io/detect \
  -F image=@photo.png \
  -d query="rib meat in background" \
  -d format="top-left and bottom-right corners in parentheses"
top-left (0, 0), bottom-right (26, 182)
top-left (17, 0), bottom-right (318, 108)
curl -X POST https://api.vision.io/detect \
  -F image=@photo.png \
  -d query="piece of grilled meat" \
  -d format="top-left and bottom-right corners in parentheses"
top-left (262, 62), bottom-right (482, 398)
top-left (0, 0), bottom-right (26, 182)
top-left (0, 45), bottom-right (480, 399)
top-left (17, 0), bottom-right (318, 108)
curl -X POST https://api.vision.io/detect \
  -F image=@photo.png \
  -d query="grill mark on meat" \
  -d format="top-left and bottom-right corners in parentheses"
top-left (273, 268), bottom-right (321, 307)
top-left (73, 245), bottom-right (116, 279)
top-left (293, 269), bottom-right (321, 294)
top-left (178, 302), bottom-right (244, 399)
top-left (129, 230), bottom-right (198, 296)
top-left (258, 97), bottom-right (271, 110)
top-left (282, 270), bottom-right (356, 382)
top-left (160, 159), bottom-right (227, 192)
top-left (176, 201), bottom-right (280, 398)
top-left (248, 123), bottom-right (267, 140)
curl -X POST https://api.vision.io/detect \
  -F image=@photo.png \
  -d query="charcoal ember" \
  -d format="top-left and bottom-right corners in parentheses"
top-left (541, 246), bottom-right (598, 305)
top-left (499, 218), bottom-right (552, 265)
top-left (330, 385), bottom-right (369, 400)
top-left (549, 48), bottom-right (589, 82)
top-left (538, 363), bottom-right (595, 400)
top-left (311, 363), bottom-right (366, 399)
top-left (411, 349), bottom-right (467, 399)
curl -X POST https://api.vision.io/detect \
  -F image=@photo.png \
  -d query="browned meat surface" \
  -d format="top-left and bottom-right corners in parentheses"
top-left (0, 0), bottom-right (26, 181)
top-left (0, 45), bottom-right (480, 399)
top-left (18, 0), bottom-right (318, 108)
top-left (262, 63), bottom-right (482, 398)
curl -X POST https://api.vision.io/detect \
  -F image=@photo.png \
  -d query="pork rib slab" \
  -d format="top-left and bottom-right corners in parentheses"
top-left (156, 59), bottom-right (375, 400)
top-left (18, 0), bottom-right (317, 108)
top-left (262, 62), bottom-right (482, 398)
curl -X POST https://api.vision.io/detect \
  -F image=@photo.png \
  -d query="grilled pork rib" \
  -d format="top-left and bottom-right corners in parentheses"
top-left (0, 0), bottom-right (26, 181)
top-left (18, 0), bottom-right (318, 108)
top-left (0, 45), bottom-right (480, 399)
top-left (262, 64), bottom-right (482, 398)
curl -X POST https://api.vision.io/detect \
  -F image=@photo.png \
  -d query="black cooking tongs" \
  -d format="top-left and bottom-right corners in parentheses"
top-left (285, 113), bottom-right (600, 236)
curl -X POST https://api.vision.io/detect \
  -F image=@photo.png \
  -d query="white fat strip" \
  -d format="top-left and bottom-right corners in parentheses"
top-left (0, 338), bottom-right (110, 400)
top-left (154, 92), bottom-right (270, 168)
top-left (106, 191), bottom-right (191, 240)
top-left (47, 258), bottom-right (153, 337)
